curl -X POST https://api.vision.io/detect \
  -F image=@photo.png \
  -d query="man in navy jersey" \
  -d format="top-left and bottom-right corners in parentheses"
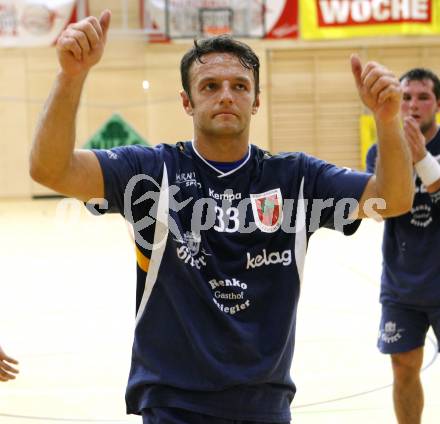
top-left (0, 344), bottom-right (19, 382)
top-left (30, 9), bottom-right (413, 424)
top-left (367, 68), bottom-right (440, 424)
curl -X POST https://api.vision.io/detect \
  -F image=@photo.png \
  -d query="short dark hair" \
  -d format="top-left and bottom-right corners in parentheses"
top-left (399, 68), bottom-right (440, 100)
top-left (180, 34), bottom-right (260, 102)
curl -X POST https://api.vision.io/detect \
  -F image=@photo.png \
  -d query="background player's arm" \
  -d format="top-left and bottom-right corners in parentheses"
top-left (29, 11), bottom-right (111, 202)
top-left (350, 56), bottom-right (414, 219)
top-left (404, 116), bottom-right (440, 193)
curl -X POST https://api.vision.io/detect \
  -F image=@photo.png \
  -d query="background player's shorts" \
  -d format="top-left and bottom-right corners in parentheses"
top-left (377, 302), bottom-right (440, 354)
top-left (141, 407), bottom-right (290, 424)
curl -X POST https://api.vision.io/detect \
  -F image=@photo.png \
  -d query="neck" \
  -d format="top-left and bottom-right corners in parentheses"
top-left (193, 133), bottom-right (249, 162)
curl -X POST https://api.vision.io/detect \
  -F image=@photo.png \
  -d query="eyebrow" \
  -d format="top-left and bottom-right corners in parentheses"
top-left (197, 76), bottom-right (252, 86)
top-left (403, 91), bottom-right (433, 96)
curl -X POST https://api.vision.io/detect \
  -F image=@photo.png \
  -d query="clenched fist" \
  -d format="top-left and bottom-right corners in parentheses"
top-left (351, 55), bottom-right (402, 123)
top-left (56, 10), bottom-right (111, 77)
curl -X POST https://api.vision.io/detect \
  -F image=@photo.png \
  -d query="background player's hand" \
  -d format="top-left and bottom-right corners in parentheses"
top-left (351, 55), bottom-right (402, 123)
top-left (56, 10), bottom-right (111, 77)
top-left (0, 345), bottom-right (19, 382)
top-left (404, 116), bottom-right (427, 163)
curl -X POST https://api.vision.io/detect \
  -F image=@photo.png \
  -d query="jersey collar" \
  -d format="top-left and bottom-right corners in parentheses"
top-left (190, 140), bottom-right (251, 178)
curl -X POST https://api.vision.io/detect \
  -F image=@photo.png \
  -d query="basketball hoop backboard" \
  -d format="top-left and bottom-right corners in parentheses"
top-left (199, 8), bottom-right (233, 37)
top-left (142, 0), bottom-right (266, 39)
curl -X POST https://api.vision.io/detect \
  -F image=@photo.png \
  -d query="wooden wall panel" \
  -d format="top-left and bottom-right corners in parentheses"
top-left (4, 34), bottom-right (440, 198)
top-left (0, 55), bottom-right (30, 197)
top-left (268, 48), bottom-right (364, 169)
top-left (268, 43), bottom-right (440, 170)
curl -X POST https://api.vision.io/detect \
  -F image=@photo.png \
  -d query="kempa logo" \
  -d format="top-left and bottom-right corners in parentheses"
top-left (209, 188), bottom-right (242, 201)
top-left (379, 321), bottom-right (405, 344)
top-left (246, 249), bottom-right (292, 269)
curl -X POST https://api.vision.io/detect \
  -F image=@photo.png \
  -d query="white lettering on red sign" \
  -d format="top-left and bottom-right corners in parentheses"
top-left (318, 0), bottom-right (430, 26)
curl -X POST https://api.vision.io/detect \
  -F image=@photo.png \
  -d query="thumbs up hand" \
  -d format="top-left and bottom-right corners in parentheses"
top-left (56, 10), bottom-right (111, 77)
top-left (351, 54), bottom-right (402, 123)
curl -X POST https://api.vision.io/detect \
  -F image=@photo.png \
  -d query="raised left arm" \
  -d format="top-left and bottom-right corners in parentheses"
top-left (350, 55), bottom-right (414, 219)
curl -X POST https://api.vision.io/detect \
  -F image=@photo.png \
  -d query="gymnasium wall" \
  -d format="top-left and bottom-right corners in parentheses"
top-left (268, 40), bottom-right (440, 170)
top-left (1, 1), bottom-right (440, 198)
top-left (0, 38), bottom-right (268, 198)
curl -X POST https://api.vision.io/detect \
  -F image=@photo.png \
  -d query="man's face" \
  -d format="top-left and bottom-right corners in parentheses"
top-left (401, 78), bottom-right (440, 135)
top-left (181, 53), bottom-right (259, 138)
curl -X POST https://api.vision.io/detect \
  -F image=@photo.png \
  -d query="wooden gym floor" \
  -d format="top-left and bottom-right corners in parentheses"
top-left (1, 199), bottom-right (439, 423)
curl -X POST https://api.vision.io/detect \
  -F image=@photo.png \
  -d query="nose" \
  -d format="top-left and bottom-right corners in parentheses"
top-left (408, 97), bottom-right (418, 110)
top-left (219, 82), bottom-right (233, 105)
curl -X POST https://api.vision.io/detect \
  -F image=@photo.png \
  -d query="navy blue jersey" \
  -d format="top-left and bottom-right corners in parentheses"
top-left (93, 141), bottom-right (370, 422)
top-left (366, 131), bottom-right (440, 307)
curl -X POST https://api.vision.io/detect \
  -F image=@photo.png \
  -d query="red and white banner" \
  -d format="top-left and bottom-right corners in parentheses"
top-left (0, 0), bottom-right (86, 47)
top-left (264, 0), bottom-right (298, 39)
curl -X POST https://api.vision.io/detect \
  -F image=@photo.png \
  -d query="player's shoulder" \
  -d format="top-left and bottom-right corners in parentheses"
top-left (113, 141), bottom-right (189, 158)
top-left (98, 142), bottom-right (167, 156)
top-left (95, 142), bottom-right (188, 172)
top-left (257, 149), bottom-right (339, 179)
top-left (428, 127), bottom-right (440, 154)
top-left (255, 146), bottom-right (306, 164)
top-left (268, 149), bottom-right (332, 169)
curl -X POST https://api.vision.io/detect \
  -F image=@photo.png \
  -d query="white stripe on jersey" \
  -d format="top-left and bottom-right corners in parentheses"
top-left (135, 165), bottom-right (170, 325)
top-left (294, 177), bottom-right (307, 286)
top-left (191, 140), bottom-right (251, 178)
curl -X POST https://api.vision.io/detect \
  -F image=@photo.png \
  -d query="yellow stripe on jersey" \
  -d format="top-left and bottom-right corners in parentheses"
top-left (136, 245), bottom-right (150, 272)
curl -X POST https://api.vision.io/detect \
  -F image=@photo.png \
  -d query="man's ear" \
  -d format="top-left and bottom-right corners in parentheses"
top-left (181, 90), bottom-right (194, 116)
top-left (252, 95), bottom-right (260, 115)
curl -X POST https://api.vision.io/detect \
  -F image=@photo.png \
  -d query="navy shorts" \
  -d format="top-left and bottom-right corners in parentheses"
top-left (142, 407), bottom-right (290, 424)
top-left (377, 302), bottom-right (440, 354)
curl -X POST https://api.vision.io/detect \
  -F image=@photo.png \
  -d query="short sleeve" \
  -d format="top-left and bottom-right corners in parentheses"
top-left (92, 145), bottom-right (163, 215)
top-left (366, 144), bottom-right (378, 174)
top-left (302, 154), bottom-right (372, 235)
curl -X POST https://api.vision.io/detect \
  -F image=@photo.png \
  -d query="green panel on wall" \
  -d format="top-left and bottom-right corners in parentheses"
top-left (83, 114), bottom-right (149, 149)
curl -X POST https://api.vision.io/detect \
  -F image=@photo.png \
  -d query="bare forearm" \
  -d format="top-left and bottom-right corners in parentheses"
top-left (30, 71), bottom-right (88, 184)
top-left (375, 116), bottom-right (414, 213)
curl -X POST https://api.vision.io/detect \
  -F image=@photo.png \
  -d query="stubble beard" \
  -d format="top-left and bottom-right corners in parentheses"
top-left (420, 116), bottom-right (437, 136)
top-left (201, 120), bottom-right (246, 139)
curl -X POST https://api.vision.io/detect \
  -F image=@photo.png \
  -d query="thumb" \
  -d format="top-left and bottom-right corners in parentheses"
top-left (99, 9), bottom-right (111, 40)
top-left (350, 53), bottom-right (362, 90)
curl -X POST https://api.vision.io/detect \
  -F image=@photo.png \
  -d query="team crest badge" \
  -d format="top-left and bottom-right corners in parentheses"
top-left (384, 321), bottom-right (396, 336)
top-left (250, 188), bottom-right (283, 233)
top-left (183, 231), bottom-right (201, 256)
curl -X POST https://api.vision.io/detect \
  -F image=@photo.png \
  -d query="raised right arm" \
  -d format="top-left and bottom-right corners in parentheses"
top-left (29, 10), bottom-right (111, 202)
